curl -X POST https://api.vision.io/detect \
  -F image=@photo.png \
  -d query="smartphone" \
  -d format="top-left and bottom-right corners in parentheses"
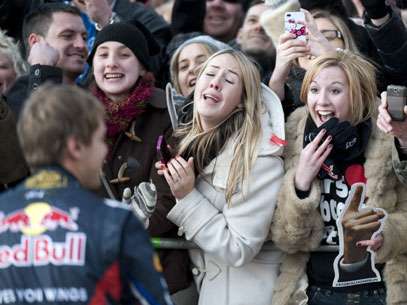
top-left (156, 135), bottom-right (173, 164)
top-left (387, 85), bottom-right (407, 121)
top-left (284, 12), bottom-right (306, 41)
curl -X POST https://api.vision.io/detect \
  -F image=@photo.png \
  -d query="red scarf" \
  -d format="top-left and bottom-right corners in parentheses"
top-left (93, 80), bottom-right (153, 148)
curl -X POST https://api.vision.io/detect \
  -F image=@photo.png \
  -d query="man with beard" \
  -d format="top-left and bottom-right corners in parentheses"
top-left (235, 0), bottom-right (276, 82)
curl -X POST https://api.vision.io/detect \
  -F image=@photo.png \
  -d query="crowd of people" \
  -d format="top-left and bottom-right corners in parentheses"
top-left (0, 0), bottom-right (406, 305)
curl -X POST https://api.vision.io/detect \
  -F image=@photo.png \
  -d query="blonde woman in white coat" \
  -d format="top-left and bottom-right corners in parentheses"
top-left (157, 49), bottom-right (286, 305)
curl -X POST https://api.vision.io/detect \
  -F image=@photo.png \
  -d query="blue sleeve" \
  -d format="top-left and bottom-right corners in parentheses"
top-left (120, 213), bottom-right (173, 305)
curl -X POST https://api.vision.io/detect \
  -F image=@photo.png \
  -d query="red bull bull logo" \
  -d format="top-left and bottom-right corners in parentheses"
top-left (0, 203), bottom-right (78, 236)
top-left (0, 203), bottom-right (86, 268)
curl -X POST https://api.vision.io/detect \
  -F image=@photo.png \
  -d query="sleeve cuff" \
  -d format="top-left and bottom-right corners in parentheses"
top-left (167, 188), bottom-right (219, 239)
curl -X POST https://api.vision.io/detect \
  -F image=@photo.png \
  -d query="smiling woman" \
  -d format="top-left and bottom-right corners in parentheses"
top-left (270, 50), bottom-right (407, 305)
top-left (87, 22), bottom-right (194, 301)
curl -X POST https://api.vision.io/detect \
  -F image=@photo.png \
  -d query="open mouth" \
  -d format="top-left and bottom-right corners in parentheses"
top-left (69, 53), bottom-right (85, 59)
top-left (208, 14), bottom-right (226, 25)
top-left (203, 94), bottom-right (220, 103)
top-left (104, 73), bottom-right (124, 80)
top-left (318, 110), bottom-right (335, 123)
top-left (188, 78), bottom-right (196, 87)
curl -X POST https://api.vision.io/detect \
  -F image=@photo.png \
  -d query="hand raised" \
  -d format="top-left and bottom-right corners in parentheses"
top-left (158, 156), bottom-right (195, 199)
top-left (28, 40), bottom-right (59, 66)
top-left (295, 128), bottom-right (332, 191)
top-left (341, 184), bottom-right (385, 263)
top-left (302, 9), bottom-right (336, 57)
top-left (377, 91), bottom-right (407, 148)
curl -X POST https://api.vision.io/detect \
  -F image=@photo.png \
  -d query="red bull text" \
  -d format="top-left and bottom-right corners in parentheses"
top-left (0, 233), bottom-right (86, 268)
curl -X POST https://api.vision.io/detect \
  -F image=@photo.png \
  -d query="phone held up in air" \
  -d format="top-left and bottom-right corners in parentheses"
top-left (284, 11), bottom-right (306, 42)
top-left (156, 135), bottom-right (173, 165)
top-left (387, 85), bottom-right (407, 121)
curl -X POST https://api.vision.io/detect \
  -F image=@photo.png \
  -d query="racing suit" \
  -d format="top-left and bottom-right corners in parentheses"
top-left (0, 166), bottom-right (173, 305)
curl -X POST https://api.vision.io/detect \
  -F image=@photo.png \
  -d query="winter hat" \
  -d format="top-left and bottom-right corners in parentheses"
top-left (177, 35), bottom-right (232, 55)
top-left (260, 0), bottom-right (301, 45)
top-left (87, 21), bottom-right (160, 71)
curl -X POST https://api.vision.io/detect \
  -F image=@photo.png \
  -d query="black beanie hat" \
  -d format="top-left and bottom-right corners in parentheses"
top-left (87, 21), bottom-right (160, 71)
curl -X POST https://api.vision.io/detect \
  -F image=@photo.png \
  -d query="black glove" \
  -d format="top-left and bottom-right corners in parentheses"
top-left (361, 0), bottom-right (390, 19)
top-left (317, 118), bottom-right (360, 161)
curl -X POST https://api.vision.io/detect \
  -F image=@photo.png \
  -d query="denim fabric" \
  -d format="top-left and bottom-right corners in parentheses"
top-left (308, 286), bottom-right (386, 305)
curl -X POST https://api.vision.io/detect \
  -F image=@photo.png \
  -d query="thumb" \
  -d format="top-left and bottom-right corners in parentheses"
top-left (346, 184), bottom-right (364, 213)
top-left (187, 157), bottom-right (194, 167)
top-left (380, 91), bottom-right (388, 108)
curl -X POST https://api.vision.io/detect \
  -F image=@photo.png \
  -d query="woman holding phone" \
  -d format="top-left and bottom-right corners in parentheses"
top-left (157, 49), bottom-right (286, 305)
top-left (88, 22), bottom-right (195, 304)
top-left (270, 50), bottom-right (407, 305)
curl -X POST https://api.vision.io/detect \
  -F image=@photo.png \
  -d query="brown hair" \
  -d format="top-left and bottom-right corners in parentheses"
top-left (18, 84), bottom-right (105, 169)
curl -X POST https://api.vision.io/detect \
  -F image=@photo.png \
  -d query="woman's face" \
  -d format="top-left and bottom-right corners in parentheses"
top-left (194, 53), bottom-right (243, 131)
top-left (307, 66), bottom-right (351, 127)
top-left (177, 43), bottom-right (210, 96)
top-left (0, 51), bottom-right (17, 95)
top-left (93, 41), bottom-right (144, 102)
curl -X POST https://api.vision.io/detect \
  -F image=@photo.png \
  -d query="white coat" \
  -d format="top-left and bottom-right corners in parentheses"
top-left (167, 85), bottom-right (285, 305)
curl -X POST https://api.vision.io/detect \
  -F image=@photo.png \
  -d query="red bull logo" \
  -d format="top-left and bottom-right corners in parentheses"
top-left (0, 233), bottom-right (86, 268)
top-left (0, 203), bottom-right (78, 236)
top-left (0, 203), bottom-right (85, 268)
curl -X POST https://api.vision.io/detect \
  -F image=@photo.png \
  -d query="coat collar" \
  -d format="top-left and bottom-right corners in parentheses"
top-left (202, 84), bottom-right (285, 189)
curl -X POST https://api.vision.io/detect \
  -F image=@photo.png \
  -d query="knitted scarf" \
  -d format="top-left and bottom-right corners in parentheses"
top-left (93, 80), bottom-right (153, 149)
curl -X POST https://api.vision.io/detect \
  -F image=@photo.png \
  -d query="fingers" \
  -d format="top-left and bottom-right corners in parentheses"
top-left (165, 156), bottom-right (192, 180)
top-left (378, 92), bottom-right (392, 124)
top-left (346, 184), bottom-right (364, 213)
top-left (345, 212), bottom-right (384, 228)
top-left (278, 32), bottom-right (297, 45)
top-left (357, 234), bottom-right (384, 251)
top-left (352, 221), bottom-right (382, 233)
top-left (163, 168), bottom-right (176, 186)
top-left (166, 159), bottom-right (184, 181)
top-left (314, 134), bottom-right (332, 156)
top-left (376, 115), bottom-right (393, 134)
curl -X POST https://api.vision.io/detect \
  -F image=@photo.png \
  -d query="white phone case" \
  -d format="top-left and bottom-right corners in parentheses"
top-left (284, 11), bottom-right (306, 41)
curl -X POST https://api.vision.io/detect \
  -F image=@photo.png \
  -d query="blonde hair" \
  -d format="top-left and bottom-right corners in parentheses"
top-left (18, 84), bottom-right (105, 169)
top-left (312, 10), bottom-right (359, 53)
top-left (175, 49), bottom-right (263, 204)
top-left (170, 42), bottom-right (213, 94)
top-left (300, 50), bottom-right (377, 125)
top-left (0, 30), bottom-right (28, 77)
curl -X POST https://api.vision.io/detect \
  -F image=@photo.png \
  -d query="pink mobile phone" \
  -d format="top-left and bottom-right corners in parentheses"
top-left (156, 135), bottom-right (173, 164)
top-left (284, 11), bottom-right (306, 41)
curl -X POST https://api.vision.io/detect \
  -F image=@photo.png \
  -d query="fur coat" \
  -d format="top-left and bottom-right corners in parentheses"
top-left (270, 107), bottom-right (407, 305)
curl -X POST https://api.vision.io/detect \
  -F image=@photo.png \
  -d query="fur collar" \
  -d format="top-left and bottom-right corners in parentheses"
top-left (285, 106), bottom-right (397, 210)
